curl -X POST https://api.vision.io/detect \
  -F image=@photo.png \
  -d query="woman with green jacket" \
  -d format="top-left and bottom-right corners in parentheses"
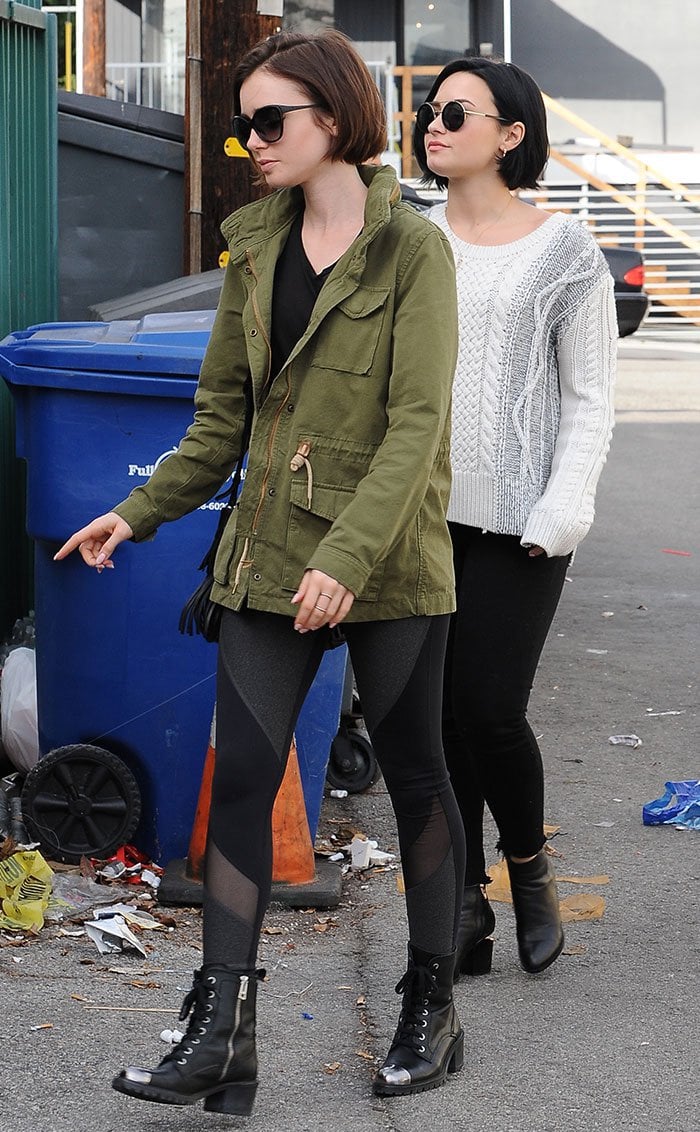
top-left (56, 30), bottom-right (464, 1114)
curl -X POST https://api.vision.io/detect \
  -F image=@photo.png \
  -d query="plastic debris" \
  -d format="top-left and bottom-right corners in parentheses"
top-left (608, 734), bottom-right (642, 748)
top-left (160, 1028), bottom-right (185, 1045)
top-left (329, 789), bottom-right (348, 798)
top-left (0, 646), bottom-right (39, 773)
top-left (91, 845), bottom-right (163, 887)
top-left (347, 835), bottom-right (396, 870)
top-left (84, 913), bottom-right (147, 957)
top-left (0, 849), bottom-right (53, 932)
top-left (642, 781), bottom-right (700, 830)
top-left (645, 709), bottom-right (685, 717)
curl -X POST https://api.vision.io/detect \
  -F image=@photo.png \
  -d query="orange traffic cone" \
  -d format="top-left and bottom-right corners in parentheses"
top-left (271, 737), bottom-right (315, 885)
top-left (159, 706), bottom-right (340, 908)
top-left (186, 713), bottom-right (314, 885)
top-left (185, 710), bottom-right (217, 883)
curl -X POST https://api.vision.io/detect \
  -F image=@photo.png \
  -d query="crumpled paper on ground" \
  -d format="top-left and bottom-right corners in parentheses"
top-left (0, 849), bottom-right (53, 931)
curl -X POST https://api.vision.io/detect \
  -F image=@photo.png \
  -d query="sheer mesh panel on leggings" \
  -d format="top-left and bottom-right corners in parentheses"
top-left (346, 616), bottom-right (465, 955)
top-left (204, 840), bottom-right (260, 967)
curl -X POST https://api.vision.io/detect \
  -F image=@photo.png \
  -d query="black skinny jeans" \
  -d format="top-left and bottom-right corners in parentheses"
top-left (442, 523), bottom-right (570, 887)
top-left (204, 607), bottom-right (465, 968)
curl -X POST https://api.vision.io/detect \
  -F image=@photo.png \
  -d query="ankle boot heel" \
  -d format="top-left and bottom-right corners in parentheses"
top-left (204, 1080), bottom-right (258, 1116)
top-left (459, 936), bottom-right (493, 977)
top-left (448, 1031), bottom-right (465, 1074)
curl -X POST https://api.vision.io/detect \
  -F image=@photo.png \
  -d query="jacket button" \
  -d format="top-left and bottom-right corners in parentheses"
top-left (244, 266), bottom-right (252, 274)
top-left (268, 487), bottom-right (276, 496)
top-left (250, 328), bottom-right (258, 337)
top-left (253, 572), bottom-right (261, 581)
top-left (286, 403), bottom-right (294, 413)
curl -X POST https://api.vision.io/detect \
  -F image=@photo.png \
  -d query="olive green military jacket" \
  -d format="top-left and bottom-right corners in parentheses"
top-left (114, 164), bottom-right (458, 621)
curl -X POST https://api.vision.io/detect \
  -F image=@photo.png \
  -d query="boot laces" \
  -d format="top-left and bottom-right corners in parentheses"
top-left (391, 965), bottom-right (437, 1054)
top-left (164, 969), bottom-right (218, 1065)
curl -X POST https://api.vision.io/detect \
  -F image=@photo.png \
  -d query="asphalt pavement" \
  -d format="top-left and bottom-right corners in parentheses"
top-left (2, 339), bottom-right (698, 1132)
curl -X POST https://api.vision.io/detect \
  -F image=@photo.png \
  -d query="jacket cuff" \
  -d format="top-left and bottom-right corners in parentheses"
top-left (304, 545), bottom-right (371, 598)
top-left (112, 496), bottom-right (159, 543)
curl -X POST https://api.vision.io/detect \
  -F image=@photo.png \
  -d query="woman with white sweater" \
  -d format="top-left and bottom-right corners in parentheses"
top-left (414, 57), bottom-right (617, 978)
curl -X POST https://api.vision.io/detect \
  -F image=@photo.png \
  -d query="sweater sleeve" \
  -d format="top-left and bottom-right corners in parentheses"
top-left (521, 271), bottom-right (617, 557)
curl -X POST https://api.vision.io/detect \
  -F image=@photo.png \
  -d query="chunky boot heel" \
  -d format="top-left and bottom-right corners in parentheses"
top-left (204, 1080), bottom-right (258, 1116)
top-left (374, 946), bottom-right (464, 1097)
top-left (448, 1030), bottom-right (464, 1074)
top-left (459, 936), bottom-right (493, 977)
top-left (507, 850), bottom-right (564, 974)
top-left (113, 966), bottom-right (264, 1112)
top-left (454, 885), bottom-right (496, 981)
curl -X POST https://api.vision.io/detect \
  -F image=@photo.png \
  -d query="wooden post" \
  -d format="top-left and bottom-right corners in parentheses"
top-left (185, 0), bottom-right (281, 274)
top-left (82, 0), bottom-right (106, 97)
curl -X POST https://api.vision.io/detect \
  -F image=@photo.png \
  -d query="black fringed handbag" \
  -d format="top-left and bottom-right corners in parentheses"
top-left (178, 381), bottom-right (254, 643)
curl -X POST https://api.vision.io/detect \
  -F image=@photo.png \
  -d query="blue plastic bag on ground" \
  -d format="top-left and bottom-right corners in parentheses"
top-left (642, 780), bottom-right (700, 830)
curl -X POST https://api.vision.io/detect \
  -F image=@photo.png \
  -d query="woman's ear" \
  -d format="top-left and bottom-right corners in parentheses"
top-left (503, 120), bottom-right (526, 153)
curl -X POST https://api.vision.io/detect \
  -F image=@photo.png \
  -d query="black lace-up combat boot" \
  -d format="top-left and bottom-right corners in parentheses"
top-left (373, 946), bottom-right (463, 1096)
top-left (112, 965), bottom-right (264, 1115)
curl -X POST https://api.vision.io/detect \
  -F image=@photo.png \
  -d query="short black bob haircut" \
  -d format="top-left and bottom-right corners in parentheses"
top-left (233, 30), bottom-right (387, 166)
top-left (414, 57), bottom-right (549, 192)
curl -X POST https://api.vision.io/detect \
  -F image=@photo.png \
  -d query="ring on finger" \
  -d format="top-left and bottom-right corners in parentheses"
top-left (319, 592), bottom-right (333, 599)
top-left (315, 603), bottom-right (329, 612)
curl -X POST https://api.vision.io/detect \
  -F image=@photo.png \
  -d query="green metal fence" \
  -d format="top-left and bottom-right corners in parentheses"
top-left (0, 1), bottom-right (57, 637)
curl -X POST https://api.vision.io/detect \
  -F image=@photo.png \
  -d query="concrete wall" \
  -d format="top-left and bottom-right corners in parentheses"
top-left (512, 0), bottom-right (700, 151)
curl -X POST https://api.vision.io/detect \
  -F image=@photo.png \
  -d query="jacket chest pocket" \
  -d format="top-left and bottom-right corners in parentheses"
top-left (312, 286), bottom-right (390, 376)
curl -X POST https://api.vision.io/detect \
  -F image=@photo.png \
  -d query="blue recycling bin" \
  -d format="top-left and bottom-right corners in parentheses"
top-left (0, 313), bottom-right (346, 864)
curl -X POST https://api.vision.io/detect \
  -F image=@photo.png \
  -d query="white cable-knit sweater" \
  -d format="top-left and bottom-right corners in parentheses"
top-left (429, 205), bottom-right (617, 557)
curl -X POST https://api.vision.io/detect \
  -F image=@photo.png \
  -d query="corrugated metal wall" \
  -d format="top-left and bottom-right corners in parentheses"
top-left (0, 1), bottom-right (57, 636)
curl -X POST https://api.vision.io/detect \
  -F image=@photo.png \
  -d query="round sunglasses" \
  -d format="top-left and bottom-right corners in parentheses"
top-left (416, 100), bottom-right (510, 133)
top-left (231, 103), bottom-right (321, 149)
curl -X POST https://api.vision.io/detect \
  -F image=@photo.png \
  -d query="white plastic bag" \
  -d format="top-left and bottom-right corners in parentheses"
top-left (0, 647), bottom-right (40, 773)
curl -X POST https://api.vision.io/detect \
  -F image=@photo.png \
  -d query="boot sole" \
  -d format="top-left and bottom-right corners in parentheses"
top-left (112, 1073), bottom-right (257, 1115)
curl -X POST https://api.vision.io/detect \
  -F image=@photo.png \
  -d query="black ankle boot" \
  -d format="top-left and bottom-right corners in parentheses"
top-left (373, 946), bottom-right (464, 1096)
top-left (112, 965), bottom-right (264, 1115)
top-left (507, 850), bottom-right (564, 974)
top-left (454, 885), bottom-right (496, 980)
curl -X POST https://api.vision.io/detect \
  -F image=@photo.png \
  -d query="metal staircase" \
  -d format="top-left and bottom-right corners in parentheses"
top-left (525, 96), bottom-right (700, 334)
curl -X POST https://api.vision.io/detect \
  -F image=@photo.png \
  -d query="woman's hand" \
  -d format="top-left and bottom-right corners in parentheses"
top-left (528, 545), bottom-right (545, 557)
top-left (291, 569), bottom-right (355, 632)
top-left (54, 513), bottom-right (134, 572)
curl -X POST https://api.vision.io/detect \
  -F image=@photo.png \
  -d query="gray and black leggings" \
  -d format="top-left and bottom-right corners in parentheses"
top-left (204, 607), bottom-right (465, 968)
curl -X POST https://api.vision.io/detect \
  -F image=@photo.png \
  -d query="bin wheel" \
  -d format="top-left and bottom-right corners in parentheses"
top-left (21, 745), bottom-right (141, 864)
top-left (327, 729), bottom-right (378, 794)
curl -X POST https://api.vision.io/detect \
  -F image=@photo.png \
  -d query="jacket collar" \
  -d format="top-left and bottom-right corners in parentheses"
top-left (221, 163), bottom-right (401, 272)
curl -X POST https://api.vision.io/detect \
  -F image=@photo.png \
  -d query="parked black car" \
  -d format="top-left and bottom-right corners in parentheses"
top-left (598, 245), bottom-right (649, 337)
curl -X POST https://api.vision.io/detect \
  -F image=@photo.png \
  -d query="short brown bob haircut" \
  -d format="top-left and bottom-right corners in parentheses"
top-left (233, 30), bottom-right (387, 165)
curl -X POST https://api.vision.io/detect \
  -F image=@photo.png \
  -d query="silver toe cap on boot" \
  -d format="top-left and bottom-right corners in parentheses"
top-left (376, 1063), bottom-right (412, 1086)
top-left (122, 1066), bottom-right (153, 1084)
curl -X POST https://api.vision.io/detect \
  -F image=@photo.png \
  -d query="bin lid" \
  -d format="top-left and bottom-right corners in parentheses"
top-left (0, 311), bottom-right (217, 387)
